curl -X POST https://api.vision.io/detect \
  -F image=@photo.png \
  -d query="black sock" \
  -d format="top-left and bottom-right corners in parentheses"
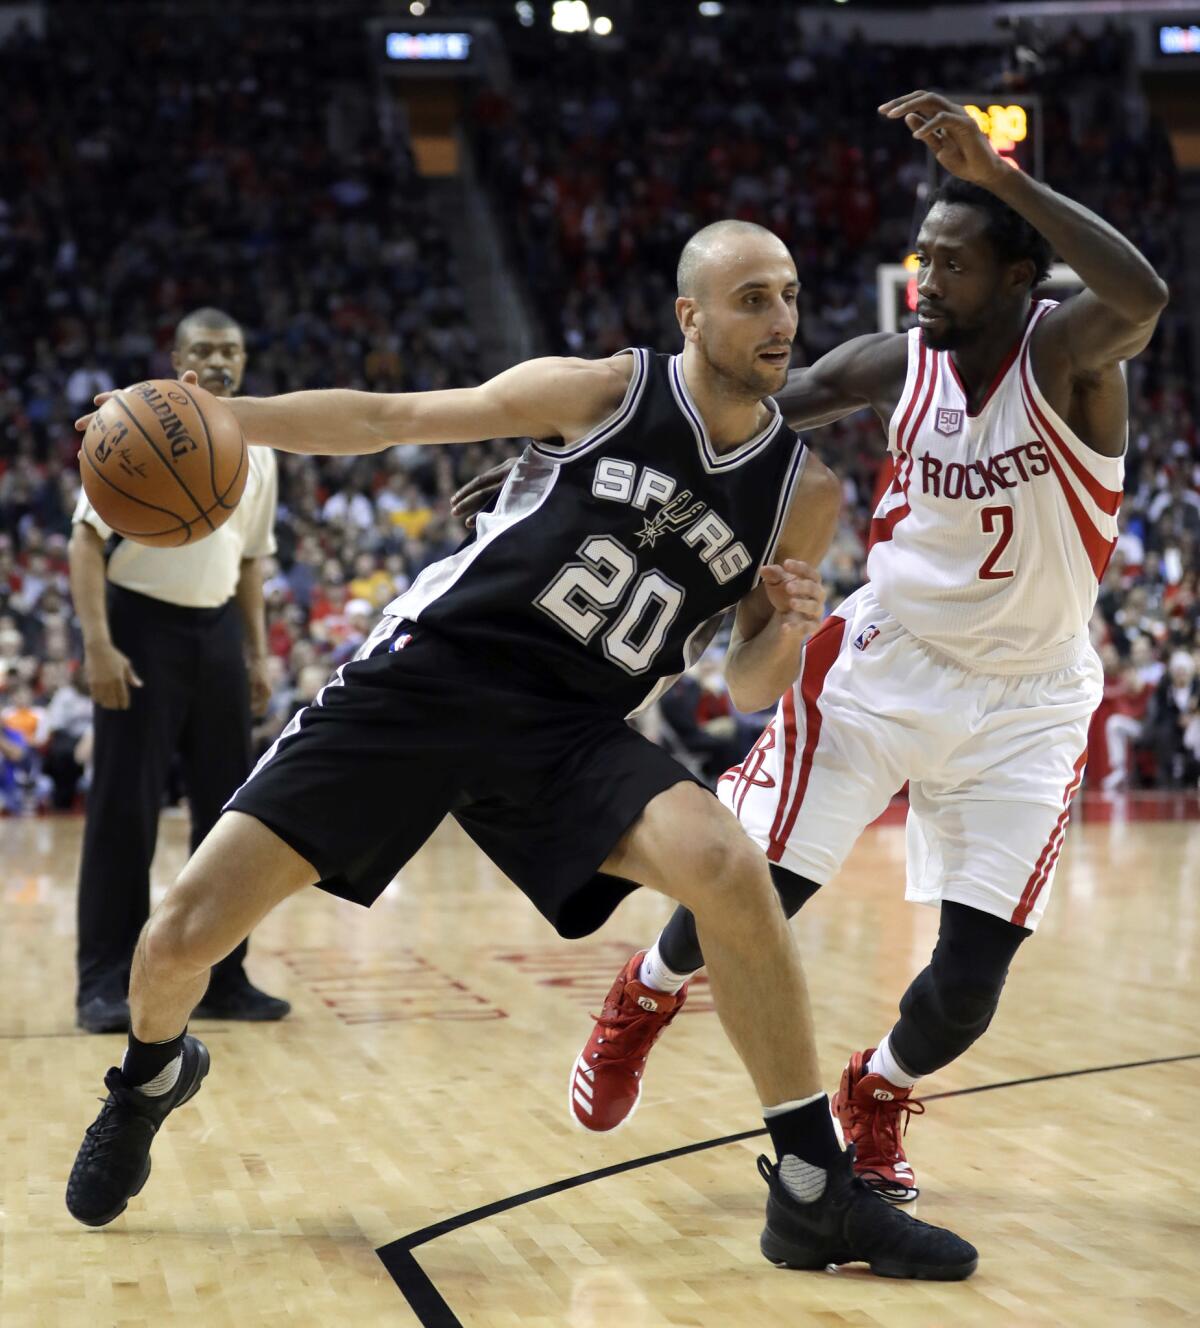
top-left (658, 865), bottom-right (824, 974)
top-left (657, 904), bottom-right (704, 974)
top-left (764, 1093), bottom-right (842, 1170)
top-left (122, 1028), bottom-right (186, 1086)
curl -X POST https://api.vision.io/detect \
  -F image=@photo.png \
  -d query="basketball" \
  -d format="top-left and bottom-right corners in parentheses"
top-left (79, 379), bottom-right (247, 547)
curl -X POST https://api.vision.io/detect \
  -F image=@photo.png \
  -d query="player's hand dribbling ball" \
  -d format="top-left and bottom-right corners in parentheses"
top-left (78, 379), bottom-right (247, 547)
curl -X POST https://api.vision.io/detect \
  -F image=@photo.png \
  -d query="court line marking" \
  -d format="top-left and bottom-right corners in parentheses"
top-left (375, 1051), bottom-right (1200, 1327)
top-left (0, 1030), bottom-right (234, 1041)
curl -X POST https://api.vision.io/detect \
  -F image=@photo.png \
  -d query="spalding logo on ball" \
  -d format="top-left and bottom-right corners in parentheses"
top-left (79, 380), bottom-right (247, 547)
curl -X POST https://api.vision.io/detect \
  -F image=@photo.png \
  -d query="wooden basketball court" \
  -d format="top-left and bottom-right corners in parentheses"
top-left (2, 801), bottom-right (1198, 1326)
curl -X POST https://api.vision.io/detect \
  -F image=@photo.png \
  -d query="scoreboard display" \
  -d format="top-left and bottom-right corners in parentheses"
top-left (369, 18), bottom-right (492, 80)
top-left (1157, 23), bottom-right (1200, 55)
top-left (927, 94), bottom-right (1043, 186)
top-left (384, 30), bottom-right (474, 64)
top-left (962, 101), bottom-right (1038, 175)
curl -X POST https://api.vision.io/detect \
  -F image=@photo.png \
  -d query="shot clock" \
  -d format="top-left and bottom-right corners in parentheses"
top-left (927, 94), bottom-right (1043, 190)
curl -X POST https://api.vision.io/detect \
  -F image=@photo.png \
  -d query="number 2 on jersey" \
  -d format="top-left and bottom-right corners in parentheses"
top-left (536, 535), bottom-right (684, 674)
top-left (978, 506), bottom-right (1015, 581)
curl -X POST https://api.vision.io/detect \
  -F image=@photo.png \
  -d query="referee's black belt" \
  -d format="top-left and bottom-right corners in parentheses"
top-left (108, 583), bottom-right (233, 623)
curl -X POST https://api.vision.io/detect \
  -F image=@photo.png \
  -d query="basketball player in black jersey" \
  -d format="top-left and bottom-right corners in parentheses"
top-left (66, 220), bottom-right (977, 1280)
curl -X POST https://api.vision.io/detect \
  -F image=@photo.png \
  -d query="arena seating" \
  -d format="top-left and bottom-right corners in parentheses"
top-left (0, 9), bottom-right (1194, 799)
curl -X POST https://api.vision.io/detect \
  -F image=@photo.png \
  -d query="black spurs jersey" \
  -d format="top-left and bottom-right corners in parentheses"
top-left (387, 348), bottom-right (809, 716)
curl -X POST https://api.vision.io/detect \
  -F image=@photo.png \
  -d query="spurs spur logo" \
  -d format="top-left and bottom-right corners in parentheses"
top-left (636, 490), bottom-right (706, 548)
top-left (590, 457), bottom-right (753, 585)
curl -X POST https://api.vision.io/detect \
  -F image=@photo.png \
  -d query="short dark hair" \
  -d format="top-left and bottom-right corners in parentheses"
top-left (174, 307), bottom-right (243, 349)
top-left (929, 177), bottom-right (1053, 287)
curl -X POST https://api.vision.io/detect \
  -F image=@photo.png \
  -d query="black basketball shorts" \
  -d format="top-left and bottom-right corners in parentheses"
top-left (225, 617), bottom-right (705, 938)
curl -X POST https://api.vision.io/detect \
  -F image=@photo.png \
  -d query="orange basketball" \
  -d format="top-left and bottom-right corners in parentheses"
top-left (79, 380), bottom-right (248, 547)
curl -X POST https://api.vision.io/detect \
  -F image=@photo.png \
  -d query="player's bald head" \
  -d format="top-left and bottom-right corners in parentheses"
top-left (676, 220), bottom-right (793, 301)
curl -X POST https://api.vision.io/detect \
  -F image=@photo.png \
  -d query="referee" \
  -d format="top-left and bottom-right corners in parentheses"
top-left (71, 308), bottom-right (290, 1033)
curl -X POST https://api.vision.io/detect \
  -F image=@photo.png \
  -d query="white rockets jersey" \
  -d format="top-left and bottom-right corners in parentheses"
top-left (866, 300), bottom-right (1124, 674)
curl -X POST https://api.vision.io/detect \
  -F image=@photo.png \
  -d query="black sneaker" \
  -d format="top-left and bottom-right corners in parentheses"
top-left (193, 978), bottom-right (290, 1022)
top-left (66, 1035), bottom-right (210, 1227)
top-left (76, 995), bottom-right (131, 1034)
top-left (757, 1148), bottom-right (978, 1280)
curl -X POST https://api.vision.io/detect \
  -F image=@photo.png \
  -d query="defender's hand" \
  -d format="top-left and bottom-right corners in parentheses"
top-left (451, 458), bottom-right (517, 528)
top-left (759, 560), bottom-right (824, 636)
top-left (880, 91), bottom-right (1010, 189)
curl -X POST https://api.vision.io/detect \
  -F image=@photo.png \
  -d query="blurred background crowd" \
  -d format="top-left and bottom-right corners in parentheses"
top-left (0, 4), bottom-right (1196, 812)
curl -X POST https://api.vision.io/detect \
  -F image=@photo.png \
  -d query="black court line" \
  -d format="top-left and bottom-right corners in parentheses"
top-left (0, 1031), bottom-right (103, 1040)
top-left (0, 1029), bottom-right (235, 1041)
top-left (376, 1051), bottom-right (1200, 1328)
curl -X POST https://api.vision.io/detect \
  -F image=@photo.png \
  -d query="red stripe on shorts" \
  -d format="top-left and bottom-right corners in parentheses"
top-left (766, 688), bottom-right (799, 855)
top-left (1011, 747), bottom-right (1089, 927)
top-left (767, 614), bottom-right (848, 862)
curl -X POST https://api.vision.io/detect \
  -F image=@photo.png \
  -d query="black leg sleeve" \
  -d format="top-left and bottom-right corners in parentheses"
top-left (656, 864), bottom-right (823, 975)
top-left (888, 900), bottom-right (1031, 1079)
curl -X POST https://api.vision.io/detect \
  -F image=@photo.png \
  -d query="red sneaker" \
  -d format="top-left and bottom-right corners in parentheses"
top-left (569, 951), bottom-right (689, 1132)
top-left (830, 1048), bottom-right (925, 1204)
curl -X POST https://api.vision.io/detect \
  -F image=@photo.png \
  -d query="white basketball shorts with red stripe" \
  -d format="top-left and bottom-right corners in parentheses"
top-left (717, 584), bottom-right (1102, 930)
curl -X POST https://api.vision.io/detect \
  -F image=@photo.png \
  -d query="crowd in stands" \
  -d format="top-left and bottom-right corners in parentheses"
top-left (0, 8), bottom-right (517, 809)
top-left (0, 7), bottom-right (1195, 810)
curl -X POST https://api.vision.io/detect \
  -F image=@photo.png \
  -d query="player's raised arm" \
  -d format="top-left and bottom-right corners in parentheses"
top-left (880, 90), bottom-right (1169, 369)
top-left (223, 355), bottom-right (634, 456)
top-left (723, 455), bottom-right (842, 713)
top-left (774, 334), bottom-right (907, 432)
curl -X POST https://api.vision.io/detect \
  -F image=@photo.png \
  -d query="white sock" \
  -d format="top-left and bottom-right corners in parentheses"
top-left (778, 1154), bottom-right (828, 1203)
top-left (868, 1034), bottom-right (921, 1090)
top-left (122, 1052), bottom-right (182, 1097)
top-left (637, 940), bottom-right (693, 995)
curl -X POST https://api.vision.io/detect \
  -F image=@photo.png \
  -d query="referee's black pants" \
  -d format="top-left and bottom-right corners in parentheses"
top-left (76, 587), bottom-right (255, 1006)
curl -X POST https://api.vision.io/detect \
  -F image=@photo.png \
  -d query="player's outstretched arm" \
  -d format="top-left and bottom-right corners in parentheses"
top-left (723, 455), bottom-right (841, 713)
top-left (224, 355), bottom-right (633, 455)
top-left (881, 91), bottom-right (1169, 369)
top-left (774, 334), bottom-right (906, 432)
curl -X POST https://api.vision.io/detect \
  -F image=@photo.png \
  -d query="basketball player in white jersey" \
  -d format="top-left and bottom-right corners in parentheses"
top-left (549, 92), bottom-right (1169, 1200)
